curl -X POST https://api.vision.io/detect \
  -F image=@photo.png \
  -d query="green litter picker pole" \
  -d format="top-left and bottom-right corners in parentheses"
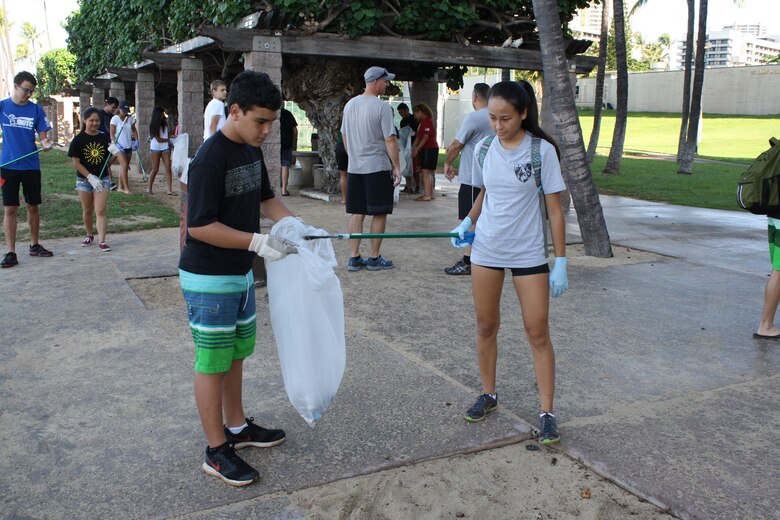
top-left (303, 232), bottom-right (475, 241)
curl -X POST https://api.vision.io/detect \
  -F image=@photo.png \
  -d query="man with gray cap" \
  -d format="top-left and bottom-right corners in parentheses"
top-left (340, 66), bottom-right (401, 271)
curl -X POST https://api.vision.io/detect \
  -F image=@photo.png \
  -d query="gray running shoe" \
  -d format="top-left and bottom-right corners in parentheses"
top-left (465, 393), bottom-right (498, 422)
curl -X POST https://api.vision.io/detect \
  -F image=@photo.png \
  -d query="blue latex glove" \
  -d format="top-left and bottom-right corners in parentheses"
top-left (450, 216), bottom-right (472, 248)
top-left (549, 257), bottom-right (568, 297)
top-left (132, 140), bottom-right (139, 151)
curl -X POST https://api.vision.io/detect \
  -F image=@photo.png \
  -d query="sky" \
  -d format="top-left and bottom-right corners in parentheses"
top-left (630, 0), bottom-right (780, 42)
top-left (3, 0), bottom-right (779, 66)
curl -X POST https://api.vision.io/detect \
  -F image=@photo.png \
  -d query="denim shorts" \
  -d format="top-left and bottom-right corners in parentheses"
top-left (281, 146), bottom-right (293, 167)
top-left (76, 176), bottom-right (112, 193)
top-left (180, 269), bottom-right (256, 374)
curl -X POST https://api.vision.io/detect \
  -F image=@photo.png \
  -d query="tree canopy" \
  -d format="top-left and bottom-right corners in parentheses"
top-left (66, 0), bottom-right (596, 82)
top-left (36, 49), bottom-right (77, 98)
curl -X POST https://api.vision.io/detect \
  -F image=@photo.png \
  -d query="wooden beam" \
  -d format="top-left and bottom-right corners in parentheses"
top-left (106, 67), bottom-right (138, 82)
top-left (198, 27), bottom-right (597, 74)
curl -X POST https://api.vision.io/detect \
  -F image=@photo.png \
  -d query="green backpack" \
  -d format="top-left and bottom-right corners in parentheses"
top-left (737, 137), bottom-right (780, 215)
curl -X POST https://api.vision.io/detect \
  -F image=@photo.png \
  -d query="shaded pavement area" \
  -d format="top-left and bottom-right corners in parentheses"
top-left (1, 179), bottom-right (778, 519)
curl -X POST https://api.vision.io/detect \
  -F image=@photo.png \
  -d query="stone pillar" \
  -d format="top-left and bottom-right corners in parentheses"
top-left (177, 58), bottom-right (204, 156)
top-left (244, 37), bottom-right (282, 189)
top-left (79, 90), bottom-right (91, 114)
top-left (135, 71), bottom-right (155, 172)
top-left (91, 86), bottom-right (105, 108)
top-left (109, 81), bottom-right (125, 102)
top-left (44, 104), bottom-right (57, 142)
top-left (245, 38), bottom-right (283, 288)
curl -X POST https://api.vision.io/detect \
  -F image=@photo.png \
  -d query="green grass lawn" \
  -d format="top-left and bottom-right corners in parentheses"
top-left (578, 110), bottom-right (778, 163)
top-left (0, 149), bottom-right (179, 243)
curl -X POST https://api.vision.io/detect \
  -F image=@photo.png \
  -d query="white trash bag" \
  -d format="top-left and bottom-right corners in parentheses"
top-left (266, 217), bottom-right (346, 425)
top-left (171, 133), bottom-right (190, 182)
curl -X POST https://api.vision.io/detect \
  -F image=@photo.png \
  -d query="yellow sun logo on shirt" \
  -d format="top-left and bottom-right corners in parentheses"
top-left (84, 142), bottom-right (106, 165)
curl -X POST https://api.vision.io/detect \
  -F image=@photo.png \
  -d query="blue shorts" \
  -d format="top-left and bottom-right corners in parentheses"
top-left (76, 177), bottom-right (112, 193)
top-left (180, 269), bottom-right (256, 374)
top-left (281, 147), bottom-right (293, 167)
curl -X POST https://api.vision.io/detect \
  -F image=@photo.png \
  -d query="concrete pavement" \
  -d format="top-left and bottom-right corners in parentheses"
top-left (1, 181), bottom-right (778, 519)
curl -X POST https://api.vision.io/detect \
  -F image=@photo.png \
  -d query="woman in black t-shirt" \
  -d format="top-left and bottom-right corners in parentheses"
top-left (68, 107), bottom-right (113, 251)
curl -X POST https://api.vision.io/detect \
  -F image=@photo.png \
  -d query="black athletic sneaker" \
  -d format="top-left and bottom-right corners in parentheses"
top-left (444, 259), bottom-right (471, 275)
top-left (29, 244), bottom-right (53, 257)
top-left (225, 417), bottom-right (286, 449)
top-left (465, 393), bottom-right (498, 422)
top-left (202, 442), bottom-right (259, 487)
top-left (1, 252), bottom-right (18, 268)
top-left (538, 412), bottom-right (560, 444)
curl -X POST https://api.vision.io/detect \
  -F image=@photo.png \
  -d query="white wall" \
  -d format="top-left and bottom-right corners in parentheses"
top-left (575, 64), bottom-right (780, 115)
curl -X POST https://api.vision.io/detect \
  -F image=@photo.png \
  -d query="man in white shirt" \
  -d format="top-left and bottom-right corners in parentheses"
top-left (203, 80), bottom-right (227, 140)
top-left (443, 82), bottom-right (493, 275)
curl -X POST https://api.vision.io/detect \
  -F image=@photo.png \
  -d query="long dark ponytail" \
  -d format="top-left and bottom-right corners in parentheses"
top-left (148, 106), bottom-right (167, 139)
top-left (488, 81), bottom-right (560, 159)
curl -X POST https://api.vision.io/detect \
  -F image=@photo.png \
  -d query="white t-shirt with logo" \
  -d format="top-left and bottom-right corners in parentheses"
top-left (470, 133), bottom-right (566, 268)
top-left (203, 98), bottom-right (226, 140)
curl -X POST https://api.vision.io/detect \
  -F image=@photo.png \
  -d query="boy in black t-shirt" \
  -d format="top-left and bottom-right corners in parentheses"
top-left (178, 70), bottom-right (299, 487)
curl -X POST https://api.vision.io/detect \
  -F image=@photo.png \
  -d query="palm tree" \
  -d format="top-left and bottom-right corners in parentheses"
top-left (676, 0), bottom-right (695, 164)
top-left (587, 0), bottom-right (611, 162)
top-left (20, 22), bottom-right (42, 63)
top-left (531, 0), bottom-right (613, 257)
top-left (42, 0), bottom-right (52, 49)
top-left (677, 0), bottom-right (708, 173)
top-left (0, 3), bottom-right (15, 97)
top-left (603, 0), bottom-right (628, 174)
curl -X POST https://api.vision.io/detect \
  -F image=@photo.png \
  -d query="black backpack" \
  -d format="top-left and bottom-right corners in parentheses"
top-left (737, 137), bottom-right (780, 215)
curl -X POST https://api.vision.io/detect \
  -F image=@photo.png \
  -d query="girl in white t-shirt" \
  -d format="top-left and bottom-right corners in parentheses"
top-left (450, 81), bottom-right (568, 444)
top-left (147, 107), bottom-right (175, 195)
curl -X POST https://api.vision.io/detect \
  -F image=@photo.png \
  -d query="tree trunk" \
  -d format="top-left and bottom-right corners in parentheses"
top-left (501, 69), bottom-right (511, 81)
top-left (603, 0), bottom-right (628, 175)
top-left (677, 0), bottom-right (695, 163)
top-left (282, 57), bottom-right (366, 194)
top-left (586, 0), bottom-right (611, 162)
top-left (678, 0), bottom-right (707, 174)
top-left (531, 0), bottom-right (613, 258)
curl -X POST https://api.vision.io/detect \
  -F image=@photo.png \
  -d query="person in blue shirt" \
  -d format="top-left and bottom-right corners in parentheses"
top-left (0, 71), bottom-right (54, 268)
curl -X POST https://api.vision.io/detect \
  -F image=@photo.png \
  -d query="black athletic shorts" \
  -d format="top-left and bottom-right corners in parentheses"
top-left (346, 170), bottom-right (394, 216)
top-left (335, 142), bottom-right (348, 171)
top-left (458, 183), bottom-right (481, 220)
top-left (477, 263), bottom-right (550, 276)
top-left (419, 148), bottom-right (438, 170)
top-left (1, 168), bottom-right (42, 206)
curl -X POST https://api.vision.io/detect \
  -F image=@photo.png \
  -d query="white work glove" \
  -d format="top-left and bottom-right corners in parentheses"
top-left (248, 233), bottom-right (298, 261)
top-left (86, 174), bottom-right (104, 192)
top-left (41, 139), bottom-right (53, 151)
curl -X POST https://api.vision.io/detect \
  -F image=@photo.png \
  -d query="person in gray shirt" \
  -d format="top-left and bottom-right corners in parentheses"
top-left (443, 82), bottom-right (492, 275)
top-left (340, 66), bottom-right (401, 271)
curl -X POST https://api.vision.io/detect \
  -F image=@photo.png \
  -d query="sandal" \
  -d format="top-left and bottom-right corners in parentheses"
top-left (415, 195), bottom-right (433, 201)
top-left (166, 191), bottom-right (178, 196)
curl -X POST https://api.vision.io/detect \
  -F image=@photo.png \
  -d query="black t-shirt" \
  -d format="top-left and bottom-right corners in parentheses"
top-left (400, 115), bottom-right (419, 132)
top-left (280, 108), bottom-right (297, 149)
top-left (178, 131), bottom-right (276, 275)
top-left (67, 131), bottom-right (112, 179)
top-left (99, 109), bottom-right (113, 135)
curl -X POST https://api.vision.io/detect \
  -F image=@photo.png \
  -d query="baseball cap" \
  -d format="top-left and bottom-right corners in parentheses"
top-left (364, 66), bottom-right (395, 83)
top-left (118, 100), bottom-right (131, 112)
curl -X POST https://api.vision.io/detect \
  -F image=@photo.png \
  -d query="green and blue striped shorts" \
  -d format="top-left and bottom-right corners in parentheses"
top-left (180, 269), bottom-right (256, 374)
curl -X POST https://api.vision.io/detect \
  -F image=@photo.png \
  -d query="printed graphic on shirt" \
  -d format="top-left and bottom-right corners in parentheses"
top-left (3, 112), bottom-right (38, 130)
top-left (225, 160), bottom-right (263, 197)
top-left (514, 162), bottom-right (533, 183)
top-left (83, 141), bottom-right (107, 165)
